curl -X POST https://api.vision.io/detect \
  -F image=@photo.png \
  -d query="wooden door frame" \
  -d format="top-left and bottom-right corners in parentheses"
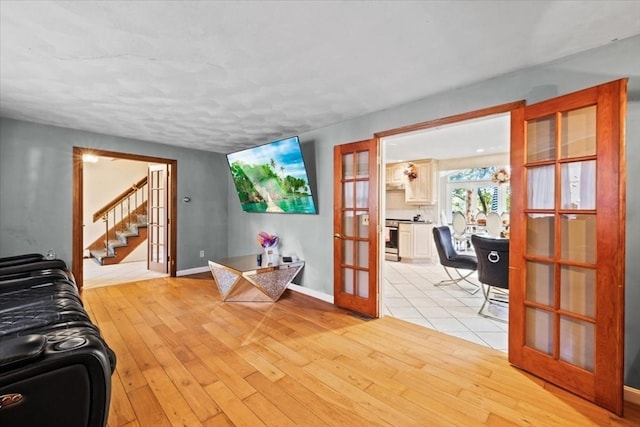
top-left (374, 101), bottom-right (525, 139)
top-left (72, 147), bottom-right (178, 291)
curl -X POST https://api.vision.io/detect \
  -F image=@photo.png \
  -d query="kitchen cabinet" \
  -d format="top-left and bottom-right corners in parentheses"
top-left (398, 224), bottom-right (413, 258)
top-left (386, 163), bottom-right (406, 188)
top-left (405, 160), bottom-right (437, 205)
top-left (398, 222), bottom-right (435, 262)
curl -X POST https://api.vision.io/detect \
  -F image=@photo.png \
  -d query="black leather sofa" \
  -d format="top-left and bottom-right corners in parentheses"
top-left (0, 253), bottom-right (116, 427)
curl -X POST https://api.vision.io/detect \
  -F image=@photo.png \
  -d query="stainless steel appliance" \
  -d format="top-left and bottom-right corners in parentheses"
top-left (385, 219), bottom-right (401, 261)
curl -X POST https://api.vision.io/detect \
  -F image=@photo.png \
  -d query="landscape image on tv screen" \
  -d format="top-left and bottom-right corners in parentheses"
top-left (226, 136), bottom-right (317, 214)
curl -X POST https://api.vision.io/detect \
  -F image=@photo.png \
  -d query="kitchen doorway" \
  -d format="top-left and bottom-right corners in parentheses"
top-left (378, 104), bottom-right (516, 351)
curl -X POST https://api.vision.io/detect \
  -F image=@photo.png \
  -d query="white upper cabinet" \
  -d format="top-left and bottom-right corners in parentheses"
top-left (386, 163), bottom-right (406, 188)
top-left (405, 159), bottom-right (437, 205)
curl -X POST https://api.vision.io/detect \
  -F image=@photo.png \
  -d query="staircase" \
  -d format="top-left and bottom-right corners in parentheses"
top-left (89, 210), bottom-right (148, 265)
top-left (87, 177), bottom-right (149, 266)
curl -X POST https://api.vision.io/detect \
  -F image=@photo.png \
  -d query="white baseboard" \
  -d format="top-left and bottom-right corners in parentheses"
top-left (177, 266), bottom-right (210, 276)
top-left (625, 385), bottom-right (640, 406)
top-left (288, 283), bottom-right (334, 304)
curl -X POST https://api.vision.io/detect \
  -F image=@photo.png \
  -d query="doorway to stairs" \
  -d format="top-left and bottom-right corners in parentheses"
top-left (72, 148), bottom-right (177, 291)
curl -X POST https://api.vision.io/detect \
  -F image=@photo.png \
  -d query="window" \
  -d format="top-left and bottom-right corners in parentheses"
top-left (445, 167), bottom-right (510, 222)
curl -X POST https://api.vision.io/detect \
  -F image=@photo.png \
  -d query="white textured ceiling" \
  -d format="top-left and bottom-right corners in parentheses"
top-left (1, 1), bottom-right (639, 154)
top-left (383, 113), bottom-right (511, 163)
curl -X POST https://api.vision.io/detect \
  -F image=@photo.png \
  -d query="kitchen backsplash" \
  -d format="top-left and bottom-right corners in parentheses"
top-left (385, 190), bottom-right (437, 222)
top-left (386, 206), bottom-right (436, 222)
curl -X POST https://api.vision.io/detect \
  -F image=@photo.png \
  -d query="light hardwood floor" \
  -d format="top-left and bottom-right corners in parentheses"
top-left (81, 273), bottom-right (640, 427)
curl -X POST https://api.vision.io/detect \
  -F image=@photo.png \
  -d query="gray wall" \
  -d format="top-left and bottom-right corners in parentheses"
top-left (227, 35), bottom-right (640, 387)
top-left (0, 119), bottom-right (230, 270)
top-left (0, 35), bottom-right (638, 388)
top-left (626, 97), bottom-right (640, 390)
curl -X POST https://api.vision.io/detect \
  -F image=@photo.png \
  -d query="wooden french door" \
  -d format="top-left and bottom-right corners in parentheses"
top-left (333, 139), bottom-right (379, 317)
top-left (509, 79), bottom-right (626, 415)
top-left (148, 163), bottom-right (169, 273)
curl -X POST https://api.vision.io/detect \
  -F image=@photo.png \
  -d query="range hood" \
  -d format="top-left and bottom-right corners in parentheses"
top-left (386, 182), bottom-right (405, 191)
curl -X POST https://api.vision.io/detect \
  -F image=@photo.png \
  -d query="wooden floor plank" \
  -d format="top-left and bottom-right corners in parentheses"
top-left (190, 346), bottom-right (257, 400)
top-left (147, 345), bottom-right (222, 422)
top-left (364, 382), bottom-right (462, 427)
top-left (243, 371), bottom-right (331, 427)
top-left (141, 366), bottom-right (204, 427)
top-left (82, 274), bottom-right (640, 427)
top-left (242, 392), bottom-right (299, 427)
top-left (238, 347), bottom-right (286, 382)
top-left (106, 370), bottom-right (137, 427)
top-left (204, 381), bottom-right (265, 427)
top-left (127, 385), bottom-right (172, 427)
top-left (273, 357), bottom-right (405, 426)
top-left (302, 360), bottom-right (419, 426)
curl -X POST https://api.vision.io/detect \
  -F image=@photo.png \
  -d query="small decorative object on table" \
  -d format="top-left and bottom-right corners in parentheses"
top-left (257, 231), bottom-right (279, 266)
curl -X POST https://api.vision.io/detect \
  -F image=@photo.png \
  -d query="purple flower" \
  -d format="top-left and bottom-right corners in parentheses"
top-left (257, 231), bottom-right (279, 248)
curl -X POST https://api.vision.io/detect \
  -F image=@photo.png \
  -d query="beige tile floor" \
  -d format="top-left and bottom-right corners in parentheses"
top-left (83, 258), bottom-right (168, 289)
top-left (382, 260), bottom-right (508, 352)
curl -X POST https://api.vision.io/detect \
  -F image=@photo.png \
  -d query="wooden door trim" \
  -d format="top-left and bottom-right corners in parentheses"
top-left (594, 79), bottom-right (626, 412)
top-left (508, 105), bottom-right (525, 362)
top-left (374, 100), bottom-right (525, 139)
top-left (72, 147), bottom-right (178, 291)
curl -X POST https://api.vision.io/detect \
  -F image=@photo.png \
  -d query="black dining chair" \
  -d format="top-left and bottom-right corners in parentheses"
top-left (432, 226), bottom-right (479, 294)
top-left (471, 234), bottom-right (509, 321)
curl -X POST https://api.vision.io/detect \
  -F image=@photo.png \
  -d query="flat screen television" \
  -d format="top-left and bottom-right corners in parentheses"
top-left (226, 136), bottom-right (317, 214)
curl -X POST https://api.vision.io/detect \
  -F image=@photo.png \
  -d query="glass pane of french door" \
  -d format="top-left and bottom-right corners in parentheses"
top-left (341, 150), bottom-right (369, 298)
top-left (524, 106), bottom-right (598, 371)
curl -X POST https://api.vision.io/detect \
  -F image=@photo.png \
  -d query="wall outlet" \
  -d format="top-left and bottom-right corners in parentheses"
top-left (199, 250), bottom-right (205, 258)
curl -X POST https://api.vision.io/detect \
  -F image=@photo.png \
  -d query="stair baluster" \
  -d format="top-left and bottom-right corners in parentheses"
top-left (119, 202), bottom-right (123, 232)
top-left (103, 215), bottom-right (109, 254)
top-left (126, 197), bottom-right (131, 230)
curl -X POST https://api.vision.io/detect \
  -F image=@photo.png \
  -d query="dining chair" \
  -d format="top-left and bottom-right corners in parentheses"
top-left (432, 226), bottom-right (479, 294)
top-left (471, 234), bottom-right (509, 321)
top-left (451, 211), bottom-right (470, 251)
top-left (486, 212), bottom-right (502, 238)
